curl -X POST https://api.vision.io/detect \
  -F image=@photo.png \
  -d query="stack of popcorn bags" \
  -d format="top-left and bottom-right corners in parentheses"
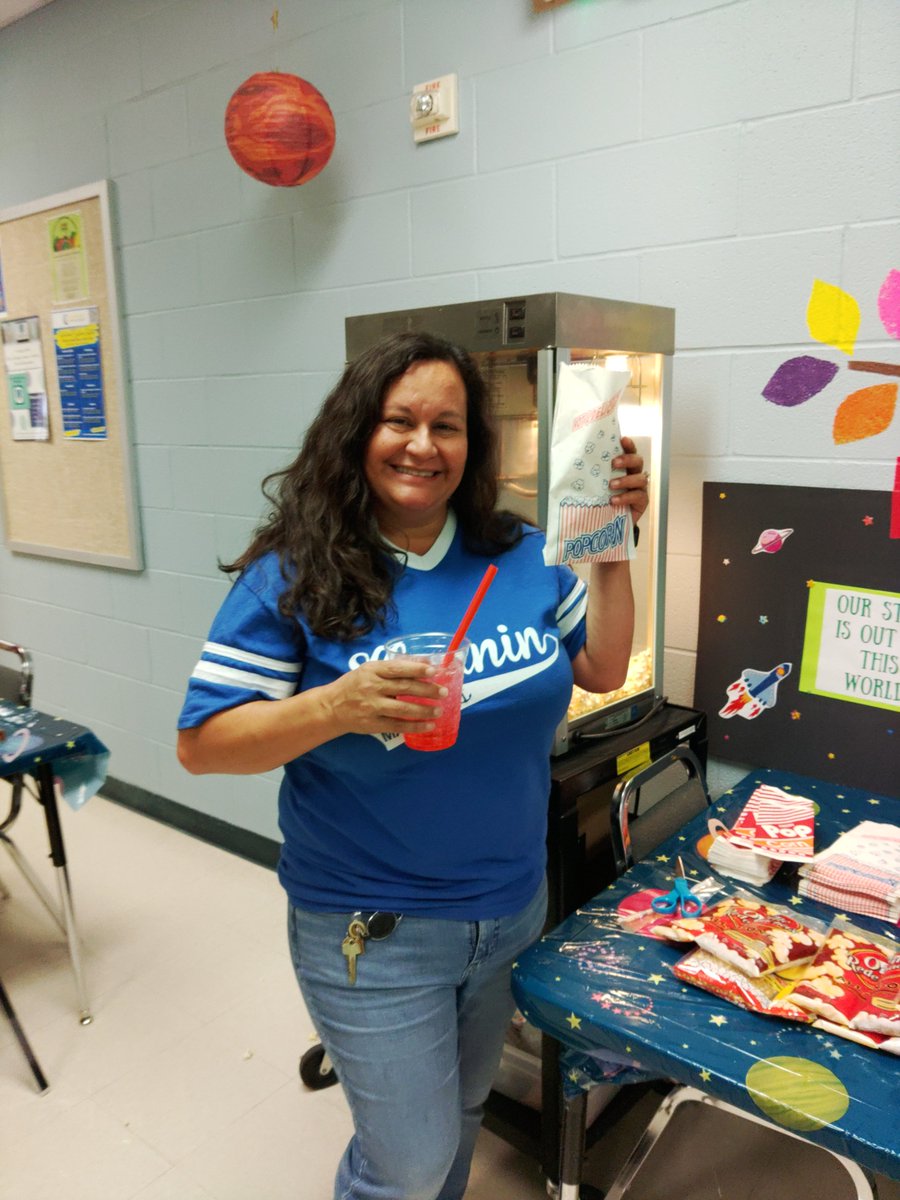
top-left (798, 821), bottom-right (900, 923)
top-left (708, 783), bottom-right (815, 884)
top-left (642, 783), bottom-right (900, 1054)
top-left (648, 896), bottom-right (900, 1054)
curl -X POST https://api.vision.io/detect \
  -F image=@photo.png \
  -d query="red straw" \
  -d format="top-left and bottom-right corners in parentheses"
top-left (443, 563), bottom-right (498, 664)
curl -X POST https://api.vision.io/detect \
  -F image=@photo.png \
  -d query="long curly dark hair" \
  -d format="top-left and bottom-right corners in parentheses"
top-left (222, 332), bottom-right (524, 640)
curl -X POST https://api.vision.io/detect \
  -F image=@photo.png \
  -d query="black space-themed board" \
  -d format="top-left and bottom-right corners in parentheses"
top-left (693, 482), bottom-right (900, 794)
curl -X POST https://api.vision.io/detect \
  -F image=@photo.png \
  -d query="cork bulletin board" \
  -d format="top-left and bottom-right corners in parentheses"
top-left (0, 180), bottom-right (141, 568)
top-left (693, 482), bottom-right (899, 794)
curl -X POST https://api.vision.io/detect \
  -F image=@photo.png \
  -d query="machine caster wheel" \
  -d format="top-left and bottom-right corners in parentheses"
top-left (299, 1043), bottom-right (338, 1090)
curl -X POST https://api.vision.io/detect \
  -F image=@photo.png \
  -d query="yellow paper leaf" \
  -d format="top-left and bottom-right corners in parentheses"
top-left (832, 383), bottom-right (897, 444)
top-left (806, 280), bottom-right (860, 355)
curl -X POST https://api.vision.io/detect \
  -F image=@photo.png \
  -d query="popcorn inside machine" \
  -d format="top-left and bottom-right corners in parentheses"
top-left (345, 292), bottom-right (674, 755)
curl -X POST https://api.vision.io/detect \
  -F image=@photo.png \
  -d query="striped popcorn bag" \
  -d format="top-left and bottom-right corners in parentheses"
top-left (542, 361), bottom-right (635, 567)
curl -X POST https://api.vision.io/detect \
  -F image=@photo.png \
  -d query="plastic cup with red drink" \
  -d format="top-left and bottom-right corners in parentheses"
top-left (384, 633), bottom-right (470, 751)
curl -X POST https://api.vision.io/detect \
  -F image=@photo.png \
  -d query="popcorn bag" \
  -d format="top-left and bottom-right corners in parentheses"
top-left (543, 362), bottom-right (635, 567)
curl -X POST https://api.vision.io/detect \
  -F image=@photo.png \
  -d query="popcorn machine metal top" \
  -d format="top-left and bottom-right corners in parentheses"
top-left (345, 293), bottom-right (675, 755)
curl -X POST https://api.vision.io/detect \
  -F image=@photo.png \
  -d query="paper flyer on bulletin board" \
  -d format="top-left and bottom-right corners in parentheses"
top-left (48, 210), bottom-right (88, 304)
top-left (52, 307), bottom-right (107, 439)
top-left (2, 315), bottom-right (50, 440)
top-left (693, 482), bottom-right (900, 794)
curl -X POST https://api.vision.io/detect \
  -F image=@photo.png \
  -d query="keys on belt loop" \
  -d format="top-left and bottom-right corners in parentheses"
top-left (340, 911), bottom-right (403, 986)
top-left (341, 919), bottom-right (367, 985)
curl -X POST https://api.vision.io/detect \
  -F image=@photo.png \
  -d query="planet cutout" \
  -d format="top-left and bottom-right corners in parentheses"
top-left (751, 527), bottom-right (794, 555)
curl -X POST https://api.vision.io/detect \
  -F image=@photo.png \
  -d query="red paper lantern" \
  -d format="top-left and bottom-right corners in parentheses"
top-left (224, 71), bottom-right (335, 188)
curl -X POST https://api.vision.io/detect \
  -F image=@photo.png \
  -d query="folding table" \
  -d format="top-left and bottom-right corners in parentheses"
top-left (0, 700), bottom-right (109, 1025)
top-left (512, 768), bottom-right (900, 1184)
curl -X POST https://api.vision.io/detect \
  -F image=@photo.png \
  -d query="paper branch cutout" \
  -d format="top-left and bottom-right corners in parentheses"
top-left (807, 280), bottom-right (860, 355)
top-left (762, 356), bottom-right (838, 407)
top-left (878, 269), bottom-right (900, 340)
top-left (832, 383), bottom-right (898, 444)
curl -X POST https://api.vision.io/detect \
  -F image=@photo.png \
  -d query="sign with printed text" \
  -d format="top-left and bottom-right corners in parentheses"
top-left (799, 582), bottom-right (900, 711)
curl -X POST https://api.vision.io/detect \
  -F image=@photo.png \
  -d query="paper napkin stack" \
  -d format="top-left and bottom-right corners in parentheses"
top-left (798, 821), bottom-right (900, 923)
top-left (709, 784), bottom-right (815, 885)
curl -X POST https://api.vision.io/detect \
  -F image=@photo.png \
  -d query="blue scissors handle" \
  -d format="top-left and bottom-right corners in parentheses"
top-left (651, 860), bottom-right (704, 917)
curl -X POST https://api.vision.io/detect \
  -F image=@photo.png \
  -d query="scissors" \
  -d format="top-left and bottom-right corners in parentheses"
top-left (650, 856), bottom-right (703, 917)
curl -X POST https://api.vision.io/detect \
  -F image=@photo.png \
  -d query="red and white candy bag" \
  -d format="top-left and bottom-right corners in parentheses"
top-left (788, 922), bottom-right (897, 1026)
top-left (650, 894), bottom-right (825, 978)
top-left (850, 950), bottom-right (900, 1037)
top-left (674, 947), bottom-right (813, 1023)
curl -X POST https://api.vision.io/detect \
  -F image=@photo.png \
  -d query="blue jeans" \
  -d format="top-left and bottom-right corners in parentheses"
top-left (287, 878), bottom-right (547, 1200)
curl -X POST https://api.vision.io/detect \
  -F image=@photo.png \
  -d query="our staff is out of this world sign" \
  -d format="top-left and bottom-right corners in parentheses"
top-left (800, 582), bottom-right (900, 710)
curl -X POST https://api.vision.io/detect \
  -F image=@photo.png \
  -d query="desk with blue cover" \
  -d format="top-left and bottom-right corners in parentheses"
top-left (512, 768), bottom-right (900, 1182)
top-left (0, 700), bottom-right (109, 1024)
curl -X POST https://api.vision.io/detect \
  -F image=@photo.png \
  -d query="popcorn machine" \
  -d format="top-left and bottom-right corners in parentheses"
top-left (345, 293), bottom-right (674, 755)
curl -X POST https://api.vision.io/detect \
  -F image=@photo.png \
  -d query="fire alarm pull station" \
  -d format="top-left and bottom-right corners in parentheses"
top-left (410, 73), bottom-right (459, 143)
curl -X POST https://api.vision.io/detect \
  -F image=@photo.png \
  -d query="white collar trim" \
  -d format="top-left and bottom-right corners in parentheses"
top-left (382, 510), bottom-right (456, 571)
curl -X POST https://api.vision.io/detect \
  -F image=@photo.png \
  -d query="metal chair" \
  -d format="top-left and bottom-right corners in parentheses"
top-left (0, 975), bottom-right (49, 1093)
top-left (555, 746), bottom-right (876, 1200)
top-left (0, 639), bottom-right (91, 1023)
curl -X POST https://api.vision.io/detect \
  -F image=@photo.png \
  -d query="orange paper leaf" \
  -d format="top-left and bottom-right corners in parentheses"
top-left (832, 383), bottom-right (897, 444)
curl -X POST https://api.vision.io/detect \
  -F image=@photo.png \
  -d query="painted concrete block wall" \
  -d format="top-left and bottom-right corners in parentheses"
top-left (0, 0), bottom-right (897, 834)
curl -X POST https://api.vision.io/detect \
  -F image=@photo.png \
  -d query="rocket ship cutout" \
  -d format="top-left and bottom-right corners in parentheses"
top-left (719, 662), bottom-right (792, 720)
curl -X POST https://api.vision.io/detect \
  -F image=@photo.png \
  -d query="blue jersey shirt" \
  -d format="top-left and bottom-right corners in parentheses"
top-left (178, 512), bottom-right (588, 919)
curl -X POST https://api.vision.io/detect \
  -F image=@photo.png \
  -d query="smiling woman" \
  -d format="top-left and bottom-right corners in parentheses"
top-left (175, 330), bottom-right (647, 1200)
top-left (364, 359), bottom-right (469, 552)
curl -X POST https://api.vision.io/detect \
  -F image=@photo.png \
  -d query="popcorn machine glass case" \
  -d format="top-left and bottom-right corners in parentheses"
top-left (345, 293), bottom-right (674, 755)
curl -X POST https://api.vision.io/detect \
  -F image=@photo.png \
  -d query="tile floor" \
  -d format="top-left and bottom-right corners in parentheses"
top-left (0, 789), bottom-right (552, 1200)
top-left (2, 788), bottom-right (898, 1200)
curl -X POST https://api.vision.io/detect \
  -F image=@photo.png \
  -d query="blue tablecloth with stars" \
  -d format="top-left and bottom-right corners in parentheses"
top-left (512, 768), bottom-right (900, 1180)
top-left (0, 701), bottom-right (109, 810)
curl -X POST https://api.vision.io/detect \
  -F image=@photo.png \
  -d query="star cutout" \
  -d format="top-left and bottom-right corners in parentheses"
top-left (830, 1049), bottom-right (842, 1059)
top-left (863, 515), bottom-right (874, 525)
top-left (868, 798), bottom-right (881, 805)
top-left (806, 579), bottom-right (815, 588)
top-left (827, 752), bottom-right (836, 760)
top-left (759, 615), bottom-right (768, 624)
top-left (791, 710), bottom-right (801, 720)
top-left (717, 614), bottom-right (727, 623)
top-left (566, 1013), bottom-right (582, 1030)
top-left (723, 558), bottom-right (730, 565)
top-left (656, 854), bottom-right (670, 863)
top-left (648, 974), bottom-right (665, 985)
top-left (789, 895), bottom-right (803, 906)
top-left (700, 1068), bottom-right (711, 1082)
top-left (569, 1070), bottom-right (581, 1082)
top-left (709, 1014), bottom-right (728, 1027)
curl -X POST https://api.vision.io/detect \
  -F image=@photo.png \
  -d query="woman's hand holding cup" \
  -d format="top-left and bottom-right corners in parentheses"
top-left (324, 658), bottom-right (447, 738)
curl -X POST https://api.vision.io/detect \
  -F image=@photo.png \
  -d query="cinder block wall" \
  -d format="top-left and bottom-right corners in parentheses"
top-left (0, 0), bottom-right (897, 834)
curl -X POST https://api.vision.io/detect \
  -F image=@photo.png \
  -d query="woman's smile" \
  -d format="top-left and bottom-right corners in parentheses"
top-left (364, 359), bottom-right (468, 544)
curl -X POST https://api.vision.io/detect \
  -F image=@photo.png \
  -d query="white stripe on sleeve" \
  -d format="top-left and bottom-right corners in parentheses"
top-left (556, 581), bottom-right (587, 638)
top-left (204, 641), bottom-right (301, 673)
top-left (191, 661), bottom-right (297, 700)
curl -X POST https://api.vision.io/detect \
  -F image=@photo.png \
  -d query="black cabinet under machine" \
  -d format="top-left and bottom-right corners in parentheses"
top-left (484, 703), bottom-right (708, 1183)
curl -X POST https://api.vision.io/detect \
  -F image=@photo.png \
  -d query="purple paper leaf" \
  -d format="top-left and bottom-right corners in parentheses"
top-left (762, 355), bottom-right (840, 407)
